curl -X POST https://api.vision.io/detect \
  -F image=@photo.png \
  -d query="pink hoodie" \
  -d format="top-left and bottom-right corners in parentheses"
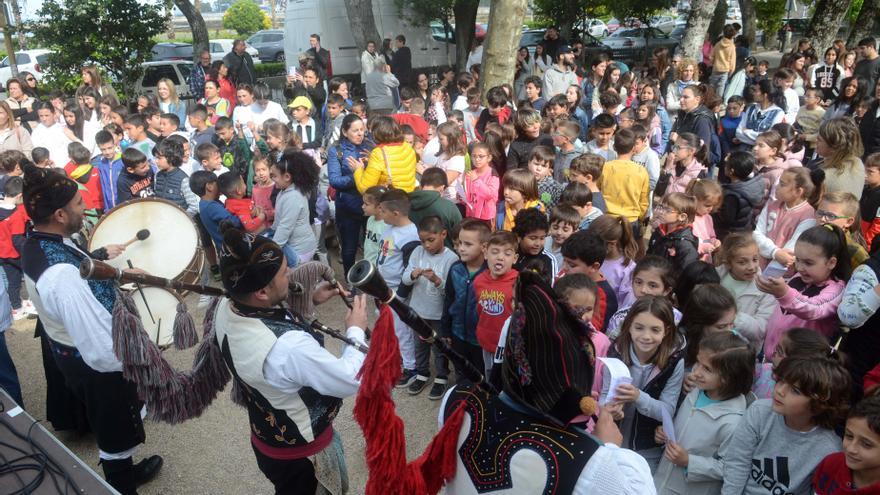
top-left (666, 158), bottom-right (706, 194)
top-left (763, 275), bottom-right (845, 357)
top-left (463, 168), bottom-right (499, 226)
top-left (692, 213), bottom-right (717, 262)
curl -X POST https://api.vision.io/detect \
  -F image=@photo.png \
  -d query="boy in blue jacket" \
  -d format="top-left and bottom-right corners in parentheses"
top-left (442, 218), bottom-right (490, 394)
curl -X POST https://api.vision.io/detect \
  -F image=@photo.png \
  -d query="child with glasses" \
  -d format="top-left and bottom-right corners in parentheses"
top-left (816, 191), bottom-right (869, 268)
top-left (647, 192), bottom-right (699, 272)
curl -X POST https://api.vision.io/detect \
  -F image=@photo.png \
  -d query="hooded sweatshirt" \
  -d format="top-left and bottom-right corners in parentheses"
top-left (542, 63), bottom-right (579, 97)
top-left (714, 175), bottom-right (766, 238)
top-left (712, 37), bottom-right (736, 74)
top-left (647, 224), bottom-right (699, 272)
top-left (408, 189), bottom-right (462, 249)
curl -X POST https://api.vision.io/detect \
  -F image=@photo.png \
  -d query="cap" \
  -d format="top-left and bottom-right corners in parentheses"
top-left (287, 96), bottom-right (313, 110)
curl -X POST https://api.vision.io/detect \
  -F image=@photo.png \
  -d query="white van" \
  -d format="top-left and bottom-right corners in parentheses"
top-left (284, 0), bottom-right (454, 80)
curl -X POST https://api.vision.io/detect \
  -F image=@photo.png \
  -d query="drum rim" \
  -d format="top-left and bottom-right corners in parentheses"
top-left (87, 197), bottom-right (200, 251)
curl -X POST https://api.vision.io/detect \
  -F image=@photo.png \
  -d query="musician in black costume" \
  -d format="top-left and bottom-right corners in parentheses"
top-left (20, 166), bottom-right (162, 494)
top-left (214, 225), bottom-right (368, 494)
top-left (439, 271), bottom-right (656, 494)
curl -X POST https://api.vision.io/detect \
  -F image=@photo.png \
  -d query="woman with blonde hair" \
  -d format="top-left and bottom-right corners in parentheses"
top-left (665, 58), bottom-right (699, 114)
top-left (156, 77), bottom-right (186, 130)
top-left (817, 117), bottom-right (865, 199)
top-left (0, 101), bottom-right (32, 157)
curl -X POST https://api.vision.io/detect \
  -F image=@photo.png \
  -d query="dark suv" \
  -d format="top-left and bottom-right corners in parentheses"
top-left (247, 30), bottom-right (285, 62)
top-left (150, 42), bottom-right (193, 61)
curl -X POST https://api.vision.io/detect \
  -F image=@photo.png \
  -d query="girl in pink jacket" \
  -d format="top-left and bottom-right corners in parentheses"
top-left (756, 224), bottom-right (850, 357)
top-left (686, 178), bottom-right (722, 262)
top-left (665, 132), bottom-right (707, 194)
top-left (463, 142), bottom-right (499, 227)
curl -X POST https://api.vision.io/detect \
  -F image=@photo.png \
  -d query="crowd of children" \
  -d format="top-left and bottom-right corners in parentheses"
top-left (3, 31), bottom-right (880, 493)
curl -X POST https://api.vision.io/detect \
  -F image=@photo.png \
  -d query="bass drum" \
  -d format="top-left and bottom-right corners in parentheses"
top-left (129, 286), bottom-right (181, 347)
top-left (88, 198), bottom-right (204, 285)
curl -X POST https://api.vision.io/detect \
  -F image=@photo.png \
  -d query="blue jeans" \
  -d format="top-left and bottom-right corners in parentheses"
top-left (0, 331), bottom-right (22, 406)
top-left (335, 209), bottom-right (365, 277)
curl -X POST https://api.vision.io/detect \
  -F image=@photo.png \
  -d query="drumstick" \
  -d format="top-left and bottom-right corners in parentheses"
top-left (127, 260), bottom-right (156, 324)
top-left (122, 229), bottom-right (151, 248)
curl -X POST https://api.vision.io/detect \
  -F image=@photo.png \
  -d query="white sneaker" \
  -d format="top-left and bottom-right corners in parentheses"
top-left (21, 300), bottom-right (38, 315)
top-left (12, 308), bottom-right (26, 321)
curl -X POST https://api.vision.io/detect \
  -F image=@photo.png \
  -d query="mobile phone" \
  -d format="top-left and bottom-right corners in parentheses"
top-left (762, 264), bottom-right (787, 279)
top-left (288, 65), bottom-right (297, 77)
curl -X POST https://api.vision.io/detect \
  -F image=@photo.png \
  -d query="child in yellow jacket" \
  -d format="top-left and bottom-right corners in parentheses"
top-left (354, 116), bottom-right (417, 193)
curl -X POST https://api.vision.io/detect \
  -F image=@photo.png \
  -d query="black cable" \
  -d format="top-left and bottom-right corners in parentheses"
top-left (0, 408), bottom-right (82, 495)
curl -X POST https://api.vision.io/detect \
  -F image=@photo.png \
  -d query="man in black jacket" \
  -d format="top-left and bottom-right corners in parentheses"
top-left (222, 40), bottom-right (256, 86)
top-left (306, 34), bottom-right (332, 79)
top-left (390, 35), bottom-right (413, 88)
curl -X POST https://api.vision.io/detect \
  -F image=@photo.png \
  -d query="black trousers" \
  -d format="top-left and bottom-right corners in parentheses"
top-left (251, 445), bottom-right (318, 495)
top-left (36, 322), bottom-right (89, 433)
top-left (50, 341), bottom-right (145, 453)
top-left (452, 335), bottom-right (485, 386)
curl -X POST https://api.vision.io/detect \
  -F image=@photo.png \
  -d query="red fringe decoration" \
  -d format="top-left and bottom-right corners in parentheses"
top-left (353, 305), bottom-right (464, 495)
top-left (111, 291), bottom-right (231, 424)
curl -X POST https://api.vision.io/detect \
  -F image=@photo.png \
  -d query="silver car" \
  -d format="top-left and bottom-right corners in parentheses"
top-left (247, 29), bottom-right (285, 63)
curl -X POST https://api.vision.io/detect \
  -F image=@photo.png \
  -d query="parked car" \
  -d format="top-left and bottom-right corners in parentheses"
top-left (151, 42), bottom-right (194, 61)
top-left (602, 27), bottom-right (680, 65)
top-left (577, 19), bottom-right (609, 38)
top-left (247, 29), bottom-right (285, 62)
top-left (675, 13), bottom-right (689, 27)
top-left (0, 49), bottom-right (52, 83)
top-left (606, 17), bottom-right (642, 34)
top-left (670, 25), bottom-right (686, 41)
top-left (650, 15), bottom-right (676, 34)
top-left (134, 61), bottom-right (193, 101)
top-left (520, 29), bottom-right (610, 64)
top-left (210, 39), bottom-right (261, 64)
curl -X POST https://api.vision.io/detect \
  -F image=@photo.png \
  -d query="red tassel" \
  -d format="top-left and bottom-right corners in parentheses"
top-left (353, 305), bottom-right (462, 495)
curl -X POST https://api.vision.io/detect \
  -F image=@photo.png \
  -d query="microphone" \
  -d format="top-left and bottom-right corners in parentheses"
top-left (122, 229), bottom-right (151, 248)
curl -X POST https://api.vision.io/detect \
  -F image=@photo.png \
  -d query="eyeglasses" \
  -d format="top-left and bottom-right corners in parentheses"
top-left (653, 204), bottom-right (678, 214)
top-left (672, 145), bottom-right (692, 152)
top-left (816, 209), bottom-right (849, 221)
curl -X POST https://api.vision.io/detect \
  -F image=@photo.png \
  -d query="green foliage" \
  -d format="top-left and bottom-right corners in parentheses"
top-left (847, 0), bottom-right (865, 24)
top-left (609, 0), bottom-right (675, 24)
top-left (32, 0), bottom-right (165, 93)
top-left (222, 0), bottom-right (270, 37)
top-left (254, 62), bottom-right (285, 78)
top-left (394, 0), bottom-right (455, 25)
top-left (753, 0), bottom-right (787, 36)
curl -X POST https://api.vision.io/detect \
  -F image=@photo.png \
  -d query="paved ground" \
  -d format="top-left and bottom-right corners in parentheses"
top-left (6, 289), bottom-right (443, 494)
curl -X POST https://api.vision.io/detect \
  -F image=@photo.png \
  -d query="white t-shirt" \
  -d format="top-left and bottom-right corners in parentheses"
top-left (232, 104), bottom-right (256, 144)
top-left (31, 123), bottom-right (72, 167)
top-left (251, 101), bottom-right (290, 129)
top-left (436, 153), bottom-right (466, 201)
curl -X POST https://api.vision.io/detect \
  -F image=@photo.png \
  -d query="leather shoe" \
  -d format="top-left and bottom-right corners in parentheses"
top-left (133, 455), bottom-right (163, 486)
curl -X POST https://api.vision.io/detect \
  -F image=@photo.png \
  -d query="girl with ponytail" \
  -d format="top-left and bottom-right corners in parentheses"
top-left (757, 224), bottom-right (851, 358)
top-left (587, 214), bottom-right (642, 304)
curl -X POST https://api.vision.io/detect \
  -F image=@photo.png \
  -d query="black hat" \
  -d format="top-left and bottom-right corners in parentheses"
top-left (557, 45), bottom-right (572, 54)
top-left (219, 225), bottom-right (285, 295)
top-left (22, 165), bottom-right (78, 224)
top-left (502, 270), bottom-right (596, 423)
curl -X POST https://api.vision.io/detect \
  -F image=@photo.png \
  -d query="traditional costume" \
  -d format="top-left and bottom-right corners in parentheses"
top-left (438, 271), bottom-right (656, 494)
top-left (20, 166), bottom-right (162, 494)
top-left (214, 227), bottom-right (367, 494)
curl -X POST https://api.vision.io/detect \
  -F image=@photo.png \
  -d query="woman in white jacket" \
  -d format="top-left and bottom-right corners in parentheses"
top-left (716, 232), bottom-right (778, 349)
top-left (653, 332), bottom-right (752, 495)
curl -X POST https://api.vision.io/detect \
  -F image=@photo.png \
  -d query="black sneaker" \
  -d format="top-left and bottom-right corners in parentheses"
top-left (428, 378), bottom-right (448, 400)
top-left (407, 375), bottom-right (430, 395)
top-left (396, 369), bottom-right (417, 388)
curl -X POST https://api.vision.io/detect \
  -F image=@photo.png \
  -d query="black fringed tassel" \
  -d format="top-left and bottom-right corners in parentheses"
top-left (173, 301), bottom-right (199, 350)
top-left (110, 290), bottom-right (232, 424)
top-left (230, 379), bottom-right (248, 407)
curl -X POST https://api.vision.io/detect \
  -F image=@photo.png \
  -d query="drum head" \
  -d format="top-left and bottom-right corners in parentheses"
top-left (130, 287), bottom-right (181, 347)
top-left (89, 199), bottom-right (200, 280)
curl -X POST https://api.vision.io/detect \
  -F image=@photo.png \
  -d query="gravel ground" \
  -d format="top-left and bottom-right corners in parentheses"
top-left (6, 290), bottom-right (445, 494)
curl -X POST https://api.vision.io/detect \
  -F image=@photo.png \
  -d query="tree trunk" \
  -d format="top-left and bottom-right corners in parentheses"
top-left (174, 0), bottom-right (209, 61)
top-left (9, 0), bottom-right (25, 50)
top-left (454, 0), bottom-right (479, 72)
top-left (342, 0), bottom-right (382, 53)
top-left (269, 0), bottom-right (277, 28)
top-left (680, 0), bottom-right (721, 61)
top-left (708, 0), bottom-right (728, 42)
top-left (740, 0), bottom-right (757, 50)
top-left (806, 0), bottom-right (853, 54)
top-left (165, 0), bottom-right (175, 40)
top-left (848, 0), bottom-right (880, 46)
top-left (480, 0), bottom-right (527, 99)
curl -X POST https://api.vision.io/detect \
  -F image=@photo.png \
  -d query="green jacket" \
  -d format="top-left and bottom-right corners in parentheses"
top-left (408, 190), bottom-right (462, 249)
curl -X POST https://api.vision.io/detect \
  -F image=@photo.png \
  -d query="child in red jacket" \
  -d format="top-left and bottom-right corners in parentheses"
top-left (0, 177), bottom-right (34, 319)
top-left (473, 231), bottom-right (519, 378)
top-left (218, 173), bottom-right (266, 234)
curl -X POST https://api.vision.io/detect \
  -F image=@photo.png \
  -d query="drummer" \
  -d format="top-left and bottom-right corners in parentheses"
top-left (20, 166), bottom-right (163, 494)
top-left (213, 225), bottom-right (368, 493)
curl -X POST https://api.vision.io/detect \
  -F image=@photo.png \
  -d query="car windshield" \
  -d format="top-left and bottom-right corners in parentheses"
top-left (520, 31), bottom-right (545, 47)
